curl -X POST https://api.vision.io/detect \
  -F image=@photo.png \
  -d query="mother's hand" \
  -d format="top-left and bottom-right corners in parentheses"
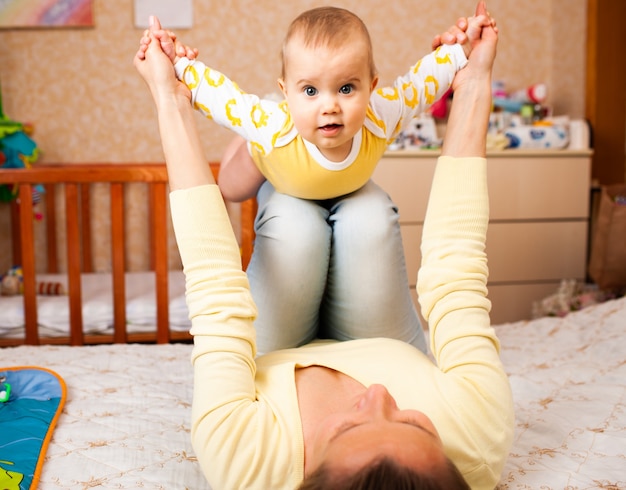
top-left (451, 1), bottom-right (498, 92)
top-left (134, 31), bottom-right (191, 107)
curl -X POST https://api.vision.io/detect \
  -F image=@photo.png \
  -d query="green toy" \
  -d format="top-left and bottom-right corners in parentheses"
top-left (0, 80), bottom-right (41, 202)
top-left (0, 376), bottom-right (10, 403)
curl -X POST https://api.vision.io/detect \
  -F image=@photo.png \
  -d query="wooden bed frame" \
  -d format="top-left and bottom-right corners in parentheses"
top-left (0, 162), bottom-right (256, 347)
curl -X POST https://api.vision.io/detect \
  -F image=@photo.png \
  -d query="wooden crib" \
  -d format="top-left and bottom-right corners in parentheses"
top-left (0, 162), bottom-right (256, 347)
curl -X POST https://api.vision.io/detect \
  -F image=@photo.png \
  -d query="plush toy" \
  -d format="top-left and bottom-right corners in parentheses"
top-left (0, 81), bottom-right (41, 203)
top-left (0, 266), bottom-right (65, 296)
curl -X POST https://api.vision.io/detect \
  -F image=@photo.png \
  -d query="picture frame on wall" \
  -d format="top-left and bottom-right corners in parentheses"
top-left (0, 0), bottom-right (94, 28)
top-left (133, 0), bottom-right (192, 29)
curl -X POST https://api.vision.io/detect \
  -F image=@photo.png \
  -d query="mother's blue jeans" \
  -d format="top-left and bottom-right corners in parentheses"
top-left (246, 180), bottom-right (426, 355)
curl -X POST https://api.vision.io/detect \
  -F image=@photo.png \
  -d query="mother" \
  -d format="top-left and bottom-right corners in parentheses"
top-left (134, 2), bottom-right (513, 489)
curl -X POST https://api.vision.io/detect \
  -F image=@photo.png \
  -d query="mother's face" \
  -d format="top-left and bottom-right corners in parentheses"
top-left (306, 384), bottom-right (446, 476)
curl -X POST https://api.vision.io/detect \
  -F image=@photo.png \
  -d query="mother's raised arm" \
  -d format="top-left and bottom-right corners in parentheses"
top-left (135, 24), bottom-right (261, 490)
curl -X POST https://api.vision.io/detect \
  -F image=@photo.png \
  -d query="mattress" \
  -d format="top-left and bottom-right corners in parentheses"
top-left (0, 271), bottom-right (190, 338)
top-left (1, 295), bottom-right (625, 488)
top-left (1, 343), bottom-right (208, 489)
top-left (496, 295), bottom-right (626, 488)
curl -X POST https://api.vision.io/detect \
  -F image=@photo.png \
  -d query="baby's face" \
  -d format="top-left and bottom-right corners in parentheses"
top-left (278, 35), bottom-right (377, 162)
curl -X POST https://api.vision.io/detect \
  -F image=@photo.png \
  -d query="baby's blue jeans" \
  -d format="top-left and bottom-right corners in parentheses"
top-left (246, 180), bottom-right (426, 355)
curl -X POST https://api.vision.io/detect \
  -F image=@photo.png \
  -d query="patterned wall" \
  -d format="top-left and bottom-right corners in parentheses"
top-left (0, 0), bottom-right (587, 163)
top-left (0, 0), bottom-right (588, 272)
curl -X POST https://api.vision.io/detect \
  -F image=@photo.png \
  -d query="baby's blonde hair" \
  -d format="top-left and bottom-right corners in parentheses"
top-left (281, 7), bottom-right (377, 81)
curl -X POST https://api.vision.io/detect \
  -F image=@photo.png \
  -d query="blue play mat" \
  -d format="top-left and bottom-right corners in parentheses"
top-left (0, 366), bottom-right (66, 490)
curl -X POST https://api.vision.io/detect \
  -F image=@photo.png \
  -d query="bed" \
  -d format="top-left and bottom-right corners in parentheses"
top-left (1, 164), bottom-right (625, 488)
top-left (0, 296), bottom-right (623, 487)
top-left (0, 162), bottom-right (256, 346)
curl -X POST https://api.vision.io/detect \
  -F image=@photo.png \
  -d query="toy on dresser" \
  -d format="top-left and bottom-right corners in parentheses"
top-left (0, 266), bottom-right (65, 296)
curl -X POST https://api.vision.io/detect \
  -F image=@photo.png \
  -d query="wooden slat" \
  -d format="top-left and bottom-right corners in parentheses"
top-left (110, 182), bottom-right (127, 343)
top-left (18, 183), bottom-right (39, 345)
top-left (0, 330), bottom-right (192, 347)
top-left (151, 182), bottom-right (170, 343)
top-left (81, 184), bottom-right (93, 272)
top-left (241, 199), bottom-right (257, 270)
top-left (10, 199), bottom-right (21, 267)
top-left (45, 183), bottom-right (58, 273)
top-left (65, 183), bottom-right (84, 346)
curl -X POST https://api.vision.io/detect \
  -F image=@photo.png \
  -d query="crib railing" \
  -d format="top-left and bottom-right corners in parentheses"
top-left (0, 162), bottom-right (256, 346)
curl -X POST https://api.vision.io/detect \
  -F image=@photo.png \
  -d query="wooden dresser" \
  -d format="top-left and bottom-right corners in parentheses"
top-left (373, 149), bottom-right (593, 325)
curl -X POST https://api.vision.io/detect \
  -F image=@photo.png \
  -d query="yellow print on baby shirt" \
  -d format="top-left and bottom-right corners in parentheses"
top-left (184, 65), bottom-right (200, 89)
top-left (423, 76), bottom-right (439, 105)
top-left (225, 99), bottom-right (242, 127)
top-left (278, 100), bottom-right (290, 119)
top-left (203, 67), bottom-right (225, 87)
top-left (377, 87), bottom-right (399, 101)
top-left (250, 141), bottom-right (266, 156)
top-left (401, 82), bottom-right (418, 109)
top-left (195, 101), bottom-right (213, 120)
top-left (366, 106), bottom-right (387, 134)
top-left (433, 46), bottom-right (452, 65)
top-left (412, 59), bottom-right (422, 74)
top-left (251, 104), bottom-right (269, 128)
top-left (184, 65), bottom-right (226, 90)
top-left (390, 119), bottom-right (403, 142)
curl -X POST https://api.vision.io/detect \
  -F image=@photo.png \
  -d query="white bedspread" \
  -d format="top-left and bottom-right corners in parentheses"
top-left (1, 343), bottom-right (208, 489)
top-left (496, 295), bottom-right (626, 488)
top-left (1, 296), bottom-right (625, 488)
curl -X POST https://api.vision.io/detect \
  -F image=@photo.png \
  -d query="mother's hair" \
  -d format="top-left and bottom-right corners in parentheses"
top-left (298, 456), bottom-right (470, 490)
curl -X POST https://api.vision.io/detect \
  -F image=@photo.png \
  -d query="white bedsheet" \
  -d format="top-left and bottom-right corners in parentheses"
top-left (496, 295), bottom-right (626, 488)
top-left (1, 296), bottom-right (625, 488)
top-left (0, 271), bottom-right (191, 338)
top-left (1, 343), bottom-right (208, 489)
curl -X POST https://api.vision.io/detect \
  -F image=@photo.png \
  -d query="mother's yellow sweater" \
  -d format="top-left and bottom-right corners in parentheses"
top-left (170, 156), bottom-right (514, 490)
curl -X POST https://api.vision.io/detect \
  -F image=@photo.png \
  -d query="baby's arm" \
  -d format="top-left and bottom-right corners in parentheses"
top-left (219, 136), bottom-right (267, 202)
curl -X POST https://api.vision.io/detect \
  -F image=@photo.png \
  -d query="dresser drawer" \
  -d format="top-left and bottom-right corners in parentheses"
top-left (375, 155), bottom-right (591, 222)
top-left (488, 156), bottom-right (591, 220)
top-left (399, 224), bottom-right (422, 287)
top-left (374, 157), bottom-right (435, 223)
top-left (400, 221), bottom-right (587, 286)
top-left (487, 282), bottom-right (565, 324)
top-left (409, 283), bottom-right (561, 326)
top-left (486, 221), bottom-right (588, 281)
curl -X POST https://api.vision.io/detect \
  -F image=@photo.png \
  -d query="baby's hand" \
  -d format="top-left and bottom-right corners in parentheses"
top-left (462, 2), bottom-right (498, 58)
top-left (172, 39), bottom-right (199, 64)
top-left (432, 1), bottom-right (497, 60)
top-left (135, 16), bottom-right (198, 64)
top-left (431, 17), bottom-right (469, 51)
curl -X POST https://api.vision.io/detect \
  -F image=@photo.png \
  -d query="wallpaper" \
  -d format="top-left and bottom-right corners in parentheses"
top-left (0, 0), bottom-right (588, 272)
top-left (0, 0), bottom-right (587, 163)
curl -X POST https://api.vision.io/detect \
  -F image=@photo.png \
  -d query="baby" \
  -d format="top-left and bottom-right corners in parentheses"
top-left (141, 7), bottom-right (473, 200)
top-left (137, 9), bottom-right (484, 355)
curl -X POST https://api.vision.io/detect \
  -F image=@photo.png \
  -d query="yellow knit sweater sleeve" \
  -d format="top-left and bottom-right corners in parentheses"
top-left (170, 185), bottom-right (296, 489)
top-left (417, 156), bottom-right (514, 489)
